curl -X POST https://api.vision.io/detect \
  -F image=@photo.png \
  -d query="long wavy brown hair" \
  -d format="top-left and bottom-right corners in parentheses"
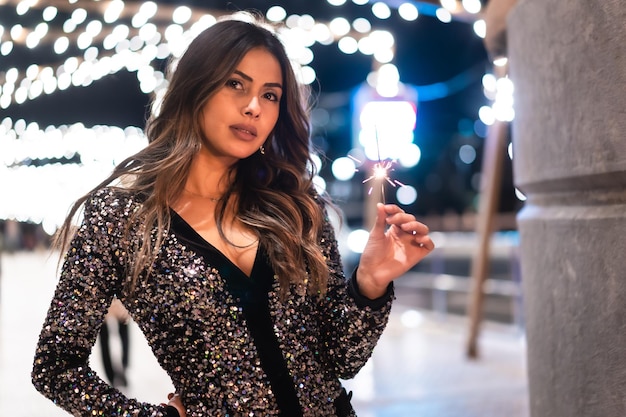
top-left (55, 16), bottom-right (330, 297)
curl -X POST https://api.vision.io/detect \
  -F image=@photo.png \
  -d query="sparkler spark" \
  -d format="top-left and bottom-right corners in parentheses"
top-left (354, 126), bottom-right (406, 203)
top-left (362, 159), bottom-right (405, 202)
top-left (349, 155), bottom-right (406, 203)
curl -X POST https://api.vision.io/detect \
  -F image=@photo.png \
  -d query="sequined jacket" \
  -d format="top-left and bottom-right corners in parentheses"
top-left (32, 188), bottom-right (394, 416)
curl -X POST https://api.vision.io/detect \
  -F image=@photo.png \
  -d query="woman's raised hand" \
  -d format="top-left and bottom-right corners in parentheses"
top-left (356, 203), bottom-right (434, 299)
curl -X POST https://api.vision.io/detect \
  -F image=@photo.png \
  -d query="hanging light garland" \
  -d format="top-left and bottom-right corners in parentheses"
top-left (0, 0), bottom-right (487, 108)
top-left (0, 0), bottom-right (492, 229)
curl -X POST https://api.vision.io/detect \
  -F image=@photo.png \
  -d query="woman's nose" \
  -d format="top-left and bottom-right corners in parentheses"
top-left (243, 96), bottom-right (261, 118)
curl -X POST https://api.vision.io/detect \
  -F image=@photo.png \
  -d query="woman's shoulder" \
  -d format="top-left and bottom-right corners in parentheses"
top-left (84, 186), bottom-right (144, 219)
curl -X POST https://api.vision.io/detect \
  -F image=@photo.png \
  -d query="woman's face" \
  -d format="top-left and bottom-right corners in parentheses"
top-left (198, 47), bottom-right (283, 166)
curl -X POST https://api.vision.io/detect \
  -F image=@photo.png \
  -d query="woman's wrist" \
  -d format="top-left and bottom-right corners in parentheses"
top-left (348, 269), bottom-right (393, 310)
top-left (355, 269), bottom-right (388, 300)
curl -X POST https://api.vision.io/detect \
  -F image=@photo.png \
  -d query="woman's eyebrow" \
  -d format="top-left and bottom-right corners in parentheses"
top-left (234, 70), bottom-right (283, 90)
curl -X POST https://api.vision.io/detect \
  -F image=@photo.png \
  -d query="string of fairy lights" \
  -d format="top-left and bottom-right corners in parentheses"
top-left (0, 0), bottom-right (515, 238)
top-left (0, 0), bottom-right (493, 109)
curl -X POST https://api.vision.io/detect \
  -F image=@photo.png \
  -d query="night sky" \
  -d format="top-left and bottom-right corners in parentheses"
top-left (0, 0), bottom-right (521, 218)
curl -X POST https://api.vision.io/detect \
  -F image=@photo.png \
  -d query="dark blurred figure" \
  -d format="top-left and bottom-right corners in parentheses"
top-left (99, 298), bottom-right (130, 388)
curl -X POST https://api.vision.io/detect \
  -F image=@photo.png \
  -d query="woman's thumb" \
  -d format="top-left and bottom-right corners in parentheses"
top-left (370, 203), bottom-right (387, 236)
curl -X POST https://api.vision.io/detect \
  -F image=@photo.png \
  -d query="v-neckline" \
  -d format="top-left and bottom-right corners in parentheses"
top-left (169, 210), bottom-right (302, 416)
top-left (170, 208), bottom-right (260, 279)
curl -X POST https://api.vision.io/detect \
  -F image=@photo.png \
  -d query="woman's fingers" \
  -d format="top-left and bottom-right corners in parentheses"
top-left (379, 204), bottom-right (435, 250)
top-left (382, 205), bottom-right (428, 230)
top-left (414, 235), bottom-right (435, 250)
top-left (374, 203), bottom-right (435, 250)
top-left (398, 221), bottom-right (429, 236)
top-left (381, 204), bottom-right (401, 213)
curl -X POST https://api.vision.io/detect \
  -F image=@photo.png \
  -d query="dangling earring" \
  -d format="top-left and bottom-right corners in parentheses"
top-left (260, 145), bottom-right (265, 155)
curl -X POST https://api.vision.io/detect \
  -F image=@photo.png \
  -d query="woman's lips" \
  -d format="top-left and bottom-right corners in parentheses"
top-left (230, 124), bottom-right (258, 141)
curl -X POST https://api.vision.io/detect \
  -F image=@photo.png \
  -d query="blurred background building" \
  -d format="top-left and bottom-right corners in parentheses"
top-left (0, 0), bottom-right (525, 323)
top-left (0, 1), bottom-right (530, 416)
top-left (0, 0), bottom-right (522, 240)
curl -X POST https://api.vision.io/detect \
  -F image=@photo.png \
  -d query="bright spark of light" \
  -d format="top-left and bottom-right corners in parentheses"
top-left (362, 159), bottom-right (405, 201)
top-left (349, 126), bottom-right (407, 203)
top-left (373, 164), bottom-right (388, 179)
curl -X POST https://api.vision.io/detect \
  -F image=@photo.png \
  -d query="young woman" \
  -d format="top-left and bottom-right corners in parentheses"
top-left (32, 16), bottom-right (434, 417)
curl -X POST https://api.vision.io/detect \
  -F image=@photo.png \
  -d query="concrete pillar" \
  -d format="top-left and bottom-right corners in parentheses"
top-left (508, 1), bottom-right (626, 416)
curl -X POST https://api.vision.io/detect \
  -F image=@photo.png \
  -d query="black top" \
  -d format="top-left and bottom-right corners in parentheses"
top-left (170, 210), bottom-right (303, 417)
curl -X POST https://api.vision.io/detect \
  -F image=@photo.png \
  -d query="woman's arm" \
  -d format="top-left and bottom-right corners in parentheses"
top-left (31, 189), bottom-right (173, 416)
top-left (313, 209), bottom-right (394, 380)
top-left (315, 203), bottom-right (433, 379)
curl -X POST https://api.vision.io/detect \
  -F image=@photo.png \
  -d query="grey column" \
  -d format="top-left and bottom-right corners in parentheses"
top-left (508, 1), bottom-right (626, 416)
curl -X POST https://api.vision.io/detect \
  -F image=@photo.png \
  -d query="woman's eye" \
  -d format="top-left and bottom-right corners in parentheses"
top-left (227, 79), bottom-right (243, 89)
top-left (264, 92), bottom-right (279, 102)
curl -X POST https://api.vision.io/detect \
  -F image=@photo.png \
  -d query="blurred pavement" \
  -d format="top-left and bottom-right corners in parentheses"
top-left (0, 250), bottom-right (528, 417)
